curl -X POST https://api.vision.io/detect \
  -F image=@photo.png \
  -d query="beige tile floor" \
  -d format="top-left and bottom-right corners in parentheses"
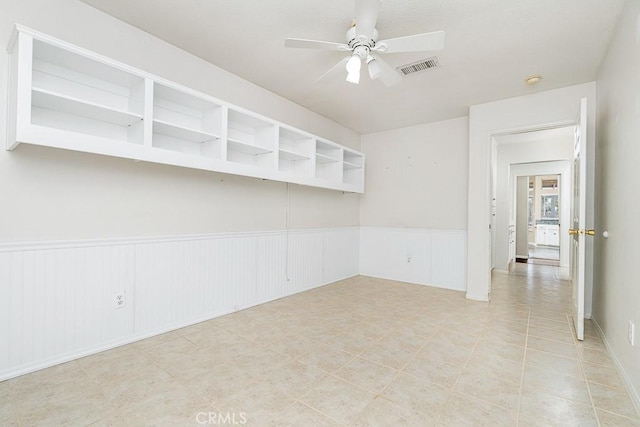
top-left (1, 265), bottom-right (639, 426)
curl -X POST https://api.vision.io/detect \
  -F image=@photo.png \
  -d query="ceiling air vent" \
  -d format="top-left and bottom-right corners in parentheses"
top-left (397, 57), bottom-right (439, 76)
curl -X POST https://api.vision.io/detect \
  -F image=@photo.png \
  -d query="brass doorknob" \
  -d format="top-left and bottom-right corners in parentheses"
top-left (569, 229), bottom-right (596, 236)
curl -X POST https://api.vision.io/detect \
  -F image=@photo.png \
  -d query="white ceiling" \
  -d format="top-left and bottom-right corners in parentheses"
top-left (79, 0), bottom-right (624, 134)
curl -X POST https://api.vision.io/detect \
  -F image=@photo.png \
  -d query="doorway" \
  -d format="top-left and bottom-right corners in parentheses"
top-left (491, 129), bottom-right (573, 276)
top-left (518, 174), bottom-right (561, 266)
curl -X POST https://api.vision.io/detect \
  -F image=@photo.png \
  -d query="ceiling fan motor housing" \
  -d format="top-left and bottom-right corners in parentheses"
top-left (346, 26), bottom-right (378, 58)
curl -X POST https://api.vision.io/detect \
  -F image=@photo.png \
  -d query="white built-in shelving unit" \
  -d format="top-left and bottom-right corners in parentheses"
top-left (6, 25), bottom-right (364, 193)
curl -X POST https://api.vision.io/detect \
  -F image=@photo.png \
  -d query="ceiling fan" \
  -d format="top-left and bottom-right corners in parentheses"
top-left (284, 0), bottom-right (445, 86)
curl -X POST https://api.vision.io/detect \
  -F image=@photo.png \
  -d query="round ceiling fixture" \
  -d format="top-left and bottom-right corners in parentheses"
top-left (525, 75), bottom-right (542, 85)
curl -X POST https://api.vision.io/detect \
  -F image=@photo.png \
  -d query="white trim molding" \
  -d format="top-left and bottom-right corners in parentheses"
top-left (592, 319), bottom-right (640, 416)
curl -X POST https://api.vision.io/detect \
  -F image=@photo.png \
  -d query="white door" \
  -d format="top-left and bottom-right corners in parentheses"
top-left (571, 98), bottom-right (588, 341)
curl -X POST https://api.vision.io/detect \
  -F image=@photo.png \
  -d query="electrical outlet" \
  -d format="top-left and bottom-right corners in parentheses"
top-left (629, 321), bottom-right (635, 346)
top-left (115, 291), bottom-right (125, 309)
top-left (407, 256), bottom-right (411, 263)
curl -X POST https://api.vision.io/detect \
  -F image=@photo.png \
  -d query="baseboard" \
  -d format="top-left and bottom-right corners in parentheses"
top-left (591, 318), bottom-right (640, 416)
top-left (358, 273), bottom-right (465, 293)
top-left (466, 292), bottom-right (489, 302)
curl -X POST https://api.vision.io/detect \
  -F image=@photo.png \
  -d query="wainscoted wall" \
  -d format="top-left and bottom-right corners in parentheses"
top-left (0, 227), bottom-right (359, 381)
top-left (359, 227), bottom-right (467, 292)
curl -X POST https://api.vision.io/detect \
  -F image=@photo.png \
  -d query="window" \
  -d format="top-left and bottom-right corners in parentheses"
top-left (541, 195), bottom-right (559, 219)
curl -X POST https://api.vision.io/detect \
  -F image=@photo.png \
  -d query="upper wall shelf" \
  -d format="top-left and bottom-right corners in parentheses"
top-left (6, 25), bottom-right (364, 193)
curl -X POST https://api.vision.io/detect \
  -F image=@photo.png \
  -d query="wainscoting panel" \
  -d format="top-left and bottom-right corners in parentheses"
top-left (360, 226), bottom-right (467, 292)
top-left (0, 227), bottom-right (358, 380)
top-left (322, 228), bottom-right (360, 284)
top-left (431, 230), bottom-right (467, 290)
top-left (0, 245), bottom-right (136, 378)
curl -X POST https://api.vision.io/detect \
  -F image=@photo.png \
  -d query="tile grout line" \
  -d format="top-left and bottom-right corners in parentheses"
top-left (285, 320), bottom-right (387, 426)
top-left (570, 314), bottom-right (601, 427)
top-left (516, 308), bottom-right (531, 426)
top-left (432, 318), bottom-right (488, 424)
top-left (291, 321), bottom-right (436, 425)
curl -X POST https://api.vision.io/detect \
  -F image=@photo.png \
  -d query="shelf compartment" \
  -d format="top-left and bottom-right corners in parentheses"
top-left (226, 109), bottom-right (276, 170)
top-left (228, 138), bottom-right (273, 156)
top-left (279, 127), bottom-right (314, 156)
top-left (278, 149), bottom-right (312, 177)
top-left (343, 150), bottom-right (363, 168)
top-left (343, 150), bottom-right (364, 187)
top-left (31, 89), bottom-right (144, 144)
top-left (32, 88), bottom-right (143, 126)
top-left (314, 140), bottom-right (342, 182)
top-left (316, 152), bottom-right (340, 164)
top-left (316, 140), bottom-right (341, 162)
top-left (343, 160), bottom-right (362, 170)
top-left (32, 39), bottom-right (145, 116)
top-left (153, 132), bottom-right (221, 159)
top-left (279, 148), bottom-right (310, 161)
top-left (153, 119), bottom-right (219, 143)
top-left (343, 167), bottom-right (363, 187)
top-left (227, 109), bottom-right (275, 149)
top-left (153, 83), bottom-right (222, 136)
top-left (227, 138), bottom-right (274, 169)
top-left (278, 128), bottom-right (313, 177)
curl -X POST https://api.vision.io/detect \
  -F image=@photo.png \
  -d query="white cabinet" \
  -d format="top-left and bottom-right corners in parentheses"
top-left (536, 224), bottom-right (559, 246)
top-left (6, 25), bottom-right (364, 193)
top-left (547, 226), bottom-right (560, 246)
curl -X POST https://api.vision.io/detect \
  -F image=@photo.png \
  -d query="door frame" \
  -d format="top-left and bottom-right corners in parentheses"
top-left (509, 161), bottom-right (571, 274)
top-left (466, 83), bottom-right (596, 307)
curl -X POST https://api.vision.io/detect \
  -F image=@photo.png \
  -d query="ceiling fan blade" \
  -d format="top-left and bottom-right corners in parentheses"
top-left (284, 38), bottom-right (350, 51)
top-left (376, 31), bottom-right (445, 53)
top-left (355, 0), bottom-right (381, 41)
top-left (370, 54), bottom-right (402, 86)
top-left (317, 57), bottom-right (349, 82)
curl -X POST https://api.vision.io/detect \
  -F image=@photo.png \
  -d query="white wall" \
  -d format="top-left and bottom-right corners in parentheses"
top-left (594, 0), bottom-right (640, 408)
top-left (0, 0), bottom-right (361, 379)
top-left (360, 117), bottom-right (468, 229)
top-left (359, 117), bottom-right (469, 290)
top-left (494, 136), bottom-right (573, 271)
top-left (467, 82), bottom-right (597, 301)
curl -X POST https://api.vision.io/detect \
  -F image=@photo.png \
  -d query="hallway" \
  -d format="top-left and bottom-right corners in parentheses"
top-left (492, 264), bottom-right (639, 425)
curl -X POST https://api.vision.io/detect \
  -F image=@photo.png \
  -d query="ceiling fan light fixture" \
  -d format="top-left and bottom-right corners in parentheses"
top-left (366, 55), bottom-right (381, 80)
top-left (346, 54), bottom-right (362, 84)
